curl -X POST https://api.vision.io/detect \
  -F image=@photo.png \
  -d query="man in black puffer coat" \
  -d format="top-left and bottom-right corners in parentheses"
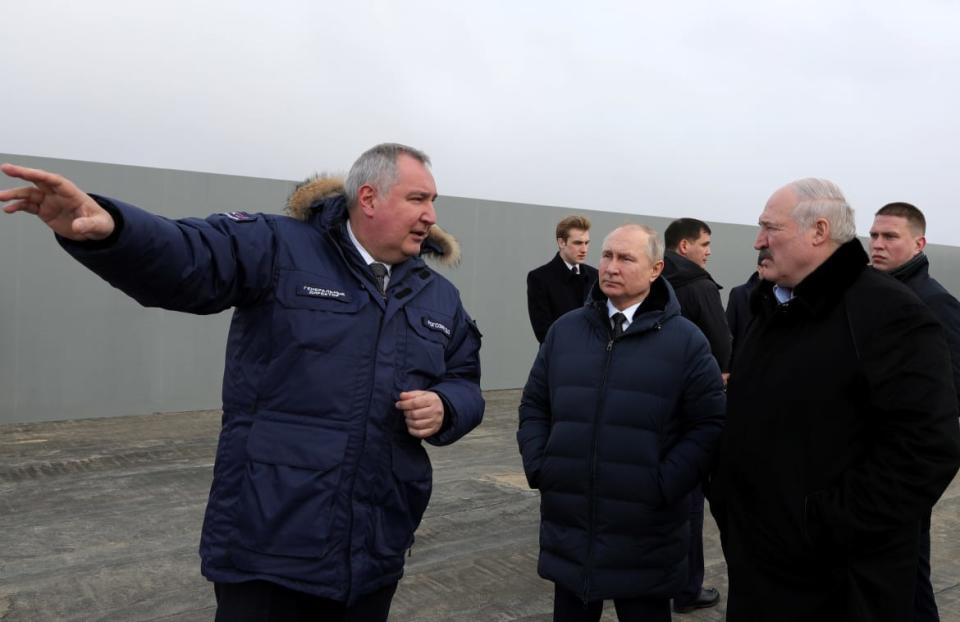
top-left (518, 224), bottom-right (726, 622)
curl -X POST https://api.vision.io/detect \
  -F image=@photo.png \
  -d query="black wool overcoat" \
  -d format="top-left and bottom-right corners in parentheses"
top-left (711, 240), bottom-right (960, 622)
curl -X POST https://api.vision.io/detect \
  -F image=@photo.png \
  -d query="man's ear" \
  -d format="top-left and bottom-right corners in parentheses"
top-left (357, 184), bottom-right (377, 218)
top-left (557, 237), bottom-right (565, 251)
top-left (677, 239), bottom-right (689, 256)
top-left (812, 218), bottom-right (830, 245)
top-left (651, 260), bottom-right (665, 281)
top-left (916, 235), bottom-right (927, 254)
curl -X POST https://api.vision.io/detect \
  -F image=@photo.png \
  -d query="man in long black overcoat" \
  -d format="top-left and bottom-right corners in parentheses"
top-left (710, 178), bottom-right (960, 622)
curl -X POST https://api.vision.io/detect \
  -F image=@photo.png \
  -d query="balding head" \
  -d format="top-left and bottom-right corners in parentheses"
top-left (755, 179), bottom-right (854, 288)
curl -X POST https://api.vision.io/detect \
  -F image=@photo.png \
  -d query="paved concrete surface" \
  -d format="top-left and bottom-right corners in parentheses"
top-left (2, 389), bottom-right (959, 621)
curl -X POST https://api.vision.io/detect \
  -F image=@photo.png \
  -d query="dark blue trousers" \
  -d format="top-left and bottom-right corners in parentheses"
top-left (675, 484), bottom-right (705, 606)
top-left (214, 580), bottom-right (397, 622)
top-left (553, 583), bottom-right (670, 622)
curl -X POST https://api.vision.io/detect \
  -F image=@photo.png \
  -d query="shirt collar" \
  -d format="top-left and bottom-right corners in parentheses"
top-left (773, 284), bottom-right (793, 304)
top-left (606, 298), bottom-right (644, 328)
top-left (347, 220), bottom-right (391, 274)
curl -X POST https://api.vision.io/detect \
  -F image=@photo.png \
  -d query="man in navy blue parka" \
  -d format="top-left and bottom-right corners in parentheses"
top-left (0, 144), bottom-right (484, 621)
top-left (518, 224), bottom-right (725, 622)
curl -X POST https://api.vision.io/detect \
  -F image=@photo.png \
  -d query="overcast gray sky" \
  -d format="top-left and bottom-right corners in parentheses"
top-left (5, 0), bottom-right (959, 244)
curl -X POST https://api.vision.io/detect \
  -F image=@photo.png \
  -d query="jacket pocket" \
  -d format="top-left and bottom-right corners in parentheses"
top-left (401, 306), bottom-right (451, 385)
top-left (273, 269), bottom-right (368, 353)
top-left (233, 419), bottom-right (349, 558)
top-left (374, 440), bottom-right (433, 557)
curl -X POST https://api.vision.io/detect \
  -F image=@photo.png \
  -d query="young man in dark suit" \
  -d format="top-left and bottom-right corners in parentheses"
top-left (527, 215), bottom-right (599, 343)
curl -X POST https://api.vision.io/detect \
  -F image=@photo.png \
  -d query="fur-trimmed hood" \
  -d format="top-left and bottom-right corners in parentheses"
top-left (285, 174), bottom-right (461, 266)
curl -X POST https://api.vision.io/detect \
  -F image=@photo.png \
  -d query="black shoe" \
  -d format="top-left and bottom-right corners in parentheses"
top-left (673, 587), bottom-right (721, 613)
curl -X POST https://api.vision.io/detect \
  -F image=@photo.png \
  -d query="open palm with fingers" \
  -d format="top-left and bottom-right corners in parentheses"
top-left (0, 163), bottom-right (115, 241)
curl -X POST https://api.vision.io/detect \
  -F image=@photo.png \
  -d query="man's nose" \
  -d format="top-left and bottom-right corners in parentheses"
top-left (422, 201), bottom-right (437, 225)
top-left (753, 231), bottom-right (765, 250)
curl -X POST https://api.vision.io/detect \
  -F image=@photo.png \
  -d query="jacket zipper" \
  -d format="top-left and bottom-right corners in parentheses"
top-left (582, 331), bottom-right (616, 602)
top-left (581, 315), bottom-right (663, 602)
top-left (328, 226), bottom-right (388, 605)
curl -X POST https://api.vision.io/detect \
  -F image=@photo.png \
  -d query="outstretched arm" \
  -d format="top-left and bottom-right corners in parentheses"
top-left (3, 163), bottom-right (278, 314)
top-left (1, 164), bottom-right (115, 240)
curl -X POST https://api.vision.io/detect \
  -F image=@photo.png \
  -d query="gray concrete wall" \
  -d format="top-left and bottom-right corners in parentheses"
top-left (3, 153), bottom-right (959, 423)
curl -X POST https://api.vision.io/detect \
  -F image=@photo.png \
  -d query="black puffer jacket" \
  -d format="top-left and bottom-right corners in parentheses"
top-left (518, 277), bottom-right (725, 601)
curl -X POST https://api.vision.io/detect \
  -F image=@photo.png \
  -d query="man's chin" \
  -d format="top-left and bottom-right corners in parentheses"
top-left (402, 241), bottom-right (424, 258)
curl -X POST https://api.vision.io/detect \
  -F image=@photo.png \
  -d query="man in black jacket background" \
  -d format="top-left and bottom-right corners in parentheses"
top-left (527, 215), bottom-right (599, 343)
top-left (725, 255), bottom-right (762, 368)
top-left (662, 217), bottom-right (731, 614)
top-left (869, 201), bottom-right (960, 622)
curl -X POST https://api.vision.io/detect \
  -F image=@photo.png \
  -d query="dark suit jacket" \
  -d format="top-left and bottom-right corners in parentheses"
top-left (725, 271), bottom-right (761, 367)
top-left (527, 253), bottom-right (598, 343)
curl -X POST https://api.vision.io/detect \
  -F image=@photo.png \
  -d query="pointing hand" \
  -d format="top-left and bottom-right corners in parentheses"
top-left (1, 163), bottom-right (115, 241)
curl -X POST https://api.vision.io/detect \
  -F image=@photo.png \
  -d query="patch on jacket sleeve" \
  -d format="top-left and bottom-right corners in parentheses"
top-left (223, 211), bottom-right (258, 222)
top-left (422, 316), bottom-right (452, 337)
top-left (298, 284), bottom-right (352, 302)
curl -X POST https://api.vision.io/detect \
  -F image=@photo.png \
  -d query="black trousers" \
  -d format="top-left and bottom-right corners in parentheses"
top-left (553, 583), bottom-right (670, 622)
top-left (914, 511), bottom-right (940, 622)
top-left (675, 484), bottom-right (705, 605)
top-left (214, 580), bottom-right (398, 622)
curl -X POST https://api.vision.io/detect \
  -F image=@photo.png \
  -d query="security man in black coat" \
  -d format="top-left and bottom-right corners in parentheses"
top-left (527, 215), bottom-right (599, 343)
top-left (661, 217), bottom-right (731, 614)
top-left (869, 202), bottom-right (960, 622)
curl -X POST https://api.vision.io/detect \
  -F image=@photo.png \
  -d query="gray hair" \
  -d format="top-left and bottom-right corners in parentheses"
top-left (344, 143), bottom-right (431, 208)
top-left (788, 178), bottom-right (857, 243)
top-left (605, 223), bottom-right (665, 263)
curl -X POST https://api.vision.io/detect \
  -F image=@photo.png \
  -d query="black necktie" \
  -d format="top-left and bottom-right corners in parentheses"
top-left (611, 312), bottom-right (626, 339)
top-left (370, 262), bottom-right (388, 296)
top-left (572, 265), bottom-right (580, 275)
